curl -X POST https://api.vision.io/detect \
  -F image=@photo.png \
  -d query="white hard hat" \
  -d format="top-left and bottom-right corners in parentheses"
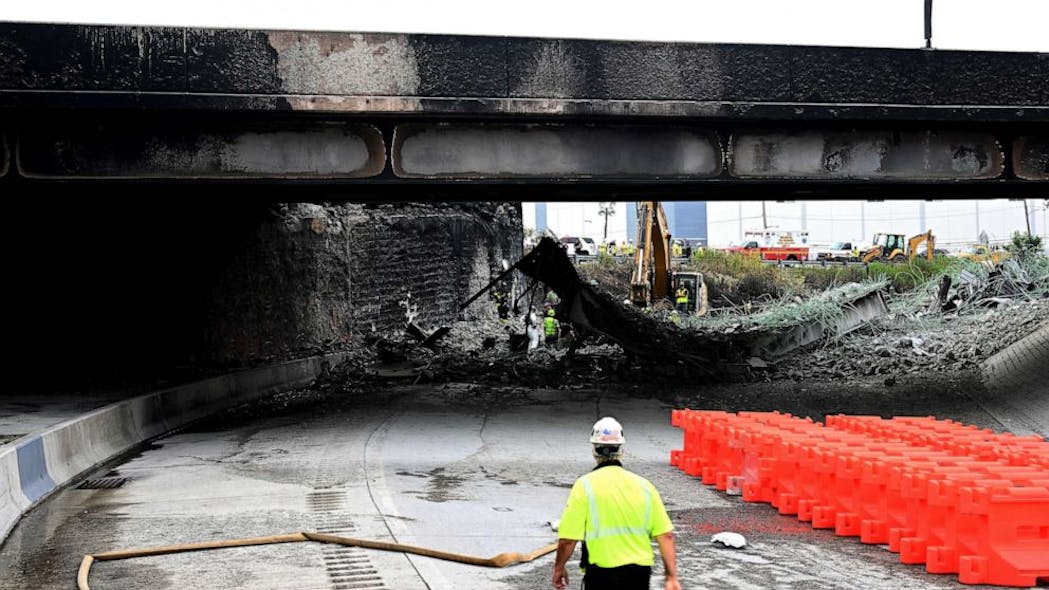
top-left (710, 532), bottom-right (747, 549)
top-left (590, 417), bottom-right (625, 445)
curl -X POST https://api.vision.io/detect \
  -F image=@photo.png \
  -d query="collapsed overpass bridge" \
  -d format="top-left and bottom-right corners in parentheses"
top-left (0, 22), bottom-right (1046, 381)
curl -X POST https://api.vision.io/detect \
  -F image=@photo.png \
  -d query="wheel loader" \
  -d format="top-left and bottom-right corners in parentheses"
top-left (861, 230), bottom-right (936, 263)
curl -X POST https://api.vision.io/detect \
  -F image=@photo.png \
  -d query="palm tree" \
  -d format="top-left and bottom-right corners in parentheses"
top-left (598, 202), bottom-right (616, 242)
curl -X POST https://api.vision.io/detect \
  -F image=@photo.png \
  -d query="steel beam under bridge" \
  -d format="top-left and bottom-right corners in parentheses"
top-left (2, 24), bottom-right (1049, 198)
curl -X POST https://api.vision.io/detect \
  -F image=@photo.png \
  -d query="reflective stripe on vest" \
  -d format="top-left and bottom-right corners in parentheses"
top-left (580, 472), bottom-right (652, 541)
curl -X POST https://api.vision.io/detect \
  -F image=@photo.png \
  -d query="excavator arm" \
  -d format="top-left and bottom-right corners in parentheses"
top-left (907, 230), bottom-right (935, 261)
top-left (630, 202), bottom-right (672, 307)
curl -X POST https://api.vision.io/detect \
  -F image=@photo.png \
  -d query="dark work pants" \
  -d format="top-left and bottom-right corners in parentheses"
top-left (582, 564), bottom-right (652, 590)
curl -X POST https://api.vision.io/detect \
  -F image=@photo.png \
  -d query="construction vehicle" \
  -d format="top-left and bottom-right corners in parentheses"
top-left (861, 230), bottom-right (936, 263)
top-left (957, 243), bottom-right (1010, 265)
top-left (723, 229), bottom-right (813, 261)
top-left (630, 201), bottom-right (708, 315)
top-left (815, 241), bottom-right (858, 262)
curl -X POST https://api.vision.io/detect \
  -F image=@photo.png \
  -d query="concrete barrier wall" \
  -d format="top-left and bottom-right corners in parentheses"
top-left (0, 351), bottom-right (348, 544)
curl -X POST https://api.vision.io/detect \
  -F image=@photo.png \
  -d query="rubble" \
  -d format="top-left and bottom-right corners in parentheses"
top-left (315, 241), bottom-right (1046, 395)
top-left (786, 297), bottom-right (1047, 383)
top-left (934, 257), bottom-right (1048, 313)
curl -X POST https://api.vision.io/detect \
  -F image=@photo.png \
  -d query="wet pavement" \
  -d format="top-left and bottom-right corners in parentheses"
top-left (0, 383), bottom-right (1025, 590)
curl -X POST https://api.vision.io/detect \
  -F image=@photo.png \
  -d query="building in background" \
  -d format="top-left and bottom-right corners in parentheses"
top-left (525, 199), bottom-right (1047, 251)
top-left (525, 201), bottom-right (708, 246)
top-left (706, 199), bottom-right (1047, 249)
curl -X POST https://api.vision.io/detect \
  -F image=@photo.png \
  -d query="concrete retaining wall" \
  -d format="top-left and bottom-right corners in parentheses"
top-left (0, 351), bottom-right (348, 545)
top-left (979, 322), bottom-right (1049, 437)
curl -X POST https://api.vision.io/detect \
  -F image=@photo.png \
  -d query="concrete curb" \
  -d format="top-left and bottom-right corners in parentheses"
top-left (979, 321), bottom-right (1049, 437)
top-left (0, 351), bottom-right (350, 545)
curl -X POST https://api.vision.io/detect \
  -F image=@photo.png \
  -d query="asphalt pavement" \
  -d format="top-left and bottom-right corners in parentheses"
top-left (0, 382), bottom-right (1023, 590)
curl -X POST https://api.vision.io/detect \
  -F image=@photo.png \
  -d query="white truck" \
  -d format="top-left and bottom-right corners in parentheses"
top-left (814, 241), bottom-right (858, 262)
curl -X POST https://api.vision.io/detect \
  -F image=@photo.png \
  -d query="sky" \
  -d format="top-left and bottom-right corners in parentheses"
top-left (3, 0), bottom-right (1049, 52)
top-left (527, 200), bottom-right (1049, 248)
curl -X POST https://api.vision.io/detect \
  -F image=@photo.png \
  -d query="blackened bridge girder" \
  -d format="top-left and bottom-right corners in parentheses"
top-left (2, 23), bottom-right (1049, 197)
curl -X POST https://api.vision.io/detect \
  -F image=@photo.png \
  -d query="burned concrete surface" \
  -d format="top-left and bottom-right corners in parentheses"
top-left (6, 24), bottom-right (1049, 198)
top-left (17, 121), bottom-right (385, 179)
top-left (392, 124), bottom-right (721, 179)
top-left (4, 198), bottom-right (520, 386)
top-left (731, 130), bottom-right (1003, 180)
top-left (5, 24), bottom-right (1049, 118)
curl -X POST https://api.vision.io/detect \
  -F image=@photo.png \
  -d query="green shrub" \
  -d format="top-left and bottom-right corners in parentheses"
top-left (791, 265), bottom-right (867, 291)
top-left (1007, 231), bottom-right (1044, 261)
top-left (867, 256), bottom-right (960, 291)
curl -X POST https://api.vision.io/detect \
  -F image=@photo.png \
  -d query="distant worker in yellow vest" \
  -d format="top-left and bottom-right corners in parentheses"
top-left (544, 308), bottom-right (560, 347)
top-left (671, 240), bottom-right (683, 258)
top-left (675, 285), bottom-right (690, 313)
top-left (552, 417), bottom-right (679, 590)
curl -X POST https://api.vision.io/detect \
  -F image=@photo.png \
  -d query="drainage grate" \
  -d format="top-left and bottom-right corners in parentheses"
top-left (308, 490), bottom-right (348, 513)
top-left (309, 488), bottom-right (386, 589)
top-left (77, 477), bottom-right (129, 490)
top-left (321, 546), bottom-right (386, 590)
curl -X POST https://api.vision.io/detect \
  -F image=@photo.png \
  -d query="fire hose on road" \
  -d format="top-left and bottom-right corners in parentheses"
top-left (77, 532), bottom-right (558, 589)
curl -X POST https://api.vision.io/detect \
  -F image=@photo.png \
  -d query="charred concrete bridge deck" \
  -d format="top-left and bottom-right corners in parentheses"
top-left (2, 23), bottom-right (1049, 199)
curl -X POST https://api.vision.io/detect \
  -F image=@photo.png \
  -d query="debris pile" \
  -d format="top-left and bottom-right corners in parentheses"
top-left (933, 258), bottom-right (1048, 314)
top-left (319, 240), bottom-right (1046, 392)
top-left (788, 295), bottom-right (1047, 384)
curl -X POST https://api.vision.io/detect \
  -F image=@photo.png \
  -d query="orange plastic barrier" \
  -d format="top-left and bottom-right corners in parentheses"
top-left (670, 410), bottom-right (1049, 587)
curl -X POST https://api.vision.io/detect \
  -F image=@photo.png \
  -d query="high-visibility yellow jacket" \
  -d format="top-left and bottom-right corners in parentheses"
top-left (675, 287), bottom-right (689, 304)
top-left (544, 316), bottom-right (559, 336)
top-left (557, 464), bottom-right (673, 568)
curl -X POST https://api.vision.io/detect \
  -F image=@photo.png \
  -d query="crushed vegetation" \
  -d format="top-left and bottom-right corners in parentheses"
top-left (673, 280), bottom-right (888, 333)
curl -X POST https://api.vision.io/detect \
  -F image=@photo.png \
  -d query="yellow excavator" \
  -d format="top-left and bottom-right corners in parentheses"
top-left (861, 230), bottom-right (936, 263)
top-left (630, 201), bottom-right (708, 315)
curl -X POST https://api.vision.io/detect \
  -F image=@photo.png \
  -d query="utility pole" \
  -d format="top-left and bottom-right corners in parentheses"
top-left (761, 201), bottom-right (768, 229)
top-left (737, 202), bottom-right (743, 241)
top-left (924, 0), bottom-right (933, 49)
top-left (1023, 198), bottom-right (1032, 234)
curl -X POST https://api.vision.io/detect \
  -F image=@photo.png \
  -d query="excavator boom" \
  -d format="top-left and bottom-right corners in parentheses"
top-left (630, 201), bottom-right (672, 307)
top-left (907, 230), bottom-right (935, 261)
top-left (628, 201), bottom-right (707, 315)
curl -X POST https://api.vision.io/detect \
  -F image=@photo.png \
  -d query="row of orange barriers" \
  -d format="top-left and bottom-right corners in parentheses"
top-left (670, 410), bottom-right (1049, 587)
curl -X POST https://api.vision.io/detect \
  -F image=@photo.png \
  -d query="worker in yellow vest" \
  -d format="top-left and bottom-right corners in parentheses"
top-left (553, 417), bottom-right (679, 590)
top-left (675, 285), bottom-right (689, 313)
top-left (544, 308), bottom-right (560, 347)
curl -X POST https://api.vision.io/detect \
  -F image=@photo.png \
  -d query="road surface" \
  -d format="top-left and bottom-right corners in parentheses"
top-left (0, 383), bottom-right (1013, 589)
